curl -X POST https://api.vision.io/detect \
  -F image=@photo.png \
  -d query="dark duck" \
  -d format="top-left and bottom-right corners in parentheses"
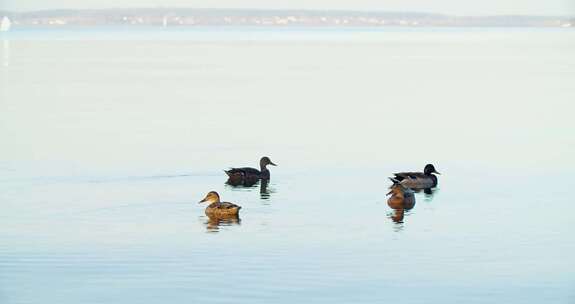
top-left (392, 164), bottom-right (440, 189)
top-left (225, 156), bottom-right (277, 184)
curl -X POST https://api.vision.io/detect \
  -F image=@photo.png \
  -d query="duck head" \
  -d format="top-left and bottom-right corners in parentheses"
top-left (260, 156), bottom-right (277, 169)
top-left (424, 164), bottom-right (440, 175)
top-left (199, 191), bottom-right (220, 204)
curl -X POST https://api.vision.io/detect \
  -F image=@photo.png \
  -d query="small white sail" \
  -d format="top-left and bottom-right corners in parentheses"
top-left (162, 16), bottom-right (168, 28)
top-left (0, 16), bottom-right (12, 32)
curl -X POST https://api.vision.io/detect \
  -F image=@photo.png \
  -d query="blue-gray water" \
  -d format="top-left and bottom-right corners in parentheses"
top-left (1, 28), bottom-right (574, 303)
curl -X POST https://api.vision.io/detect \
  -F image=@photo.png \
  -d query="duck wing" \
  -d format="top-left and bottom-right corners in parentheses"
top-left (393, 172), bottom-right (425, 181)
top-left (225, 167), bottom-right (261, 176)
top-left (217, 202), bottom-right (241, 210)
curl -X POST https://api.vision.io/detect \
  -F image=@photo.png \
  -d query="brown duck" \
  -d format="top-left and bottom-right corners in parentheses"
top-left (387, 179), bottom-right (416, 210)
top-left (198, 191), bottom-right (241, 218)
top-left (392, 164), bottom-right (440, 189)
top-left (387, 179), bottom-right (416, 223)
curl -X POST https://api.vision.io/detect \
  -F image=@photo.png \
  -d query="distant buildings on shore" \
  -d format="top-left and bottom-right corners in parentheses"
top-left (1, 9), bottom-right (573, 28)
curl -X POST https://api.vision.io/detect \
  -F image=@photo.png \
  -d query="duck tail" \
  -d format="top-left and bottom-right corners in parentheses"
top-left (389, 177), bottom-right (400, 184)
top-left (224, 170), bottom-right (232, 177)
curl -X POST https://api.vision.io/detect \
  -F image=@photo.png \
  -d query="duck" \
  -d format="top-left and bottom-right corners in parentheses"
top-left (387, 179), bottom-right (416, 210)
top-left (198, 191), bottom-right (241, 218)
top-left (387, 179), bottom-right (416, 223)
top-left (392, 164), bottom-right (440, 189)
top-left (225, 156), bottom-right (277, 181)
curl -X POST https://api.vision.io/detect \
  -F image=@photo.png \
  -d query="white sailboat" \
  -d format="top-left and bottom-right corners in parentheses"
top-left (1, 16), bottom-right (12, 32)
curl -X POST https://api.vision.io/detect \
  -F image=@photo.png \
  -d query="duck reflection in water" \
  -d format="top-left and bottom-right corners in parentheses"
top-left (204, 216), bottom-right (241, 232)
top-left (226, 176), bottom-right (273, 200)
top-left (259, 179), bottom-right (271, 199)
top-left (387, 179), bottom-right (416, 224)
top-left (410, 187), bottom-right (435, 196)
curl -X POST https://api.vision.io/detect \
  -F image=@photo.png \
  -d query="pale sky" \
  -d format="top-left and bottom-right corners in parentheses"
top-left (1, 0), bottom-right (574, 15)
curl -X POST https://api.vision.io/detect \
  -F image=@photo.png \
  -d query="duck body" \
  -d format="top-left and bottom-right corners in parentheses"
top-left (393, 173), bottom-right (437, 189)
top-left (225, 167), bottom-right (268, 181)
top-left (225, 156), bottom-right (276, 181)
top-left (225, 172), bottom-right (260, 187)
top-left (199, 191), bottom-right (241, 219)
top-left (393, 164), bottom-right (440, 189)
top-left (387, 180), bottom-right (416, 223)
top-left (387, 181), bottom-right (416, 210)
top-left (205, 201), bottom-right (241, 218)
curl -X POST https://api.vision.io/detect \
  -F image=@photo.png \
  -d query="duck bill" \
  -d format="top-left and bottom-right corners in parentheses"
top-left (269, 162), bottom-right (277, 166)
top-left (198, 198), bottom-right (207, 204)
top-left (386, 190), bottom-right (393, 196)
top-left (434, 171), bottom-right (441, 175)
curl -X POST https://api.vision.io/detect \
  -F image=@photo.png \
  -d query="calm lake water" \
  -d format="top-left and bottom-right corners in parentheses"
top-left (1, 28), bottom-right (574, 303)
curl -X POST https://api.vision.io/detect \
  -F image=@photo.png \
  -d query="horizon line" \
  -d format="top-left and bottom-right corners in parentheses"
top-left (2, 7), bottom-right (574, 18)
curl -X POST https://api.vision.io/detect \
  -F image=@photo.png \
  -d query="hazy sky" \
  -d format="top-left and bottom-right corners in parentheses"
top-left (1, 0), bottom-right (574, 15)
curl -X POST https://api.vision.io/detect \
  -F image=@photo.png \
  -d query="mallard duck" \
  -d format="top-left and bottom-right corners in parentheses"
top-left (225, 156), bottom-right (277, 181)
top-left (198, 191), bottom-right (241, 218)
top-left (392, 164), bottom-right (440, 189)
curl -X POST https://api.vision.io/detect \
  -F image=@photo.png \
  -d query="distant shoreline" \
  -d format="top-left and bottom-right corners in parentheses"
top-left (1, 8), bottom-right (573, 28)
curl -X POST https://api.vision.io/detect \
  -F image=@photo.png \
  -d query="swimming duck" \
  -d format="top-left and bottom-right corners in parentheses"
top-left (392, 164), bottom-right (440, 189)
top-left (198, 191), bottom-right (241, 218)
top-left (387, 179), bottom-right (416, 210)
top-left (225, 156), bottom-right (277, 181)
top-left (387, 179), bottom-right (416, 223)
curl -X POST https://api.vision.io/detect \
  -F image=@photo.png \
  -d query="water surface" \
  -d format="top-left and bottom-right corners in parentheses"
top-left (1, 28), bottom-right (574, 303)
